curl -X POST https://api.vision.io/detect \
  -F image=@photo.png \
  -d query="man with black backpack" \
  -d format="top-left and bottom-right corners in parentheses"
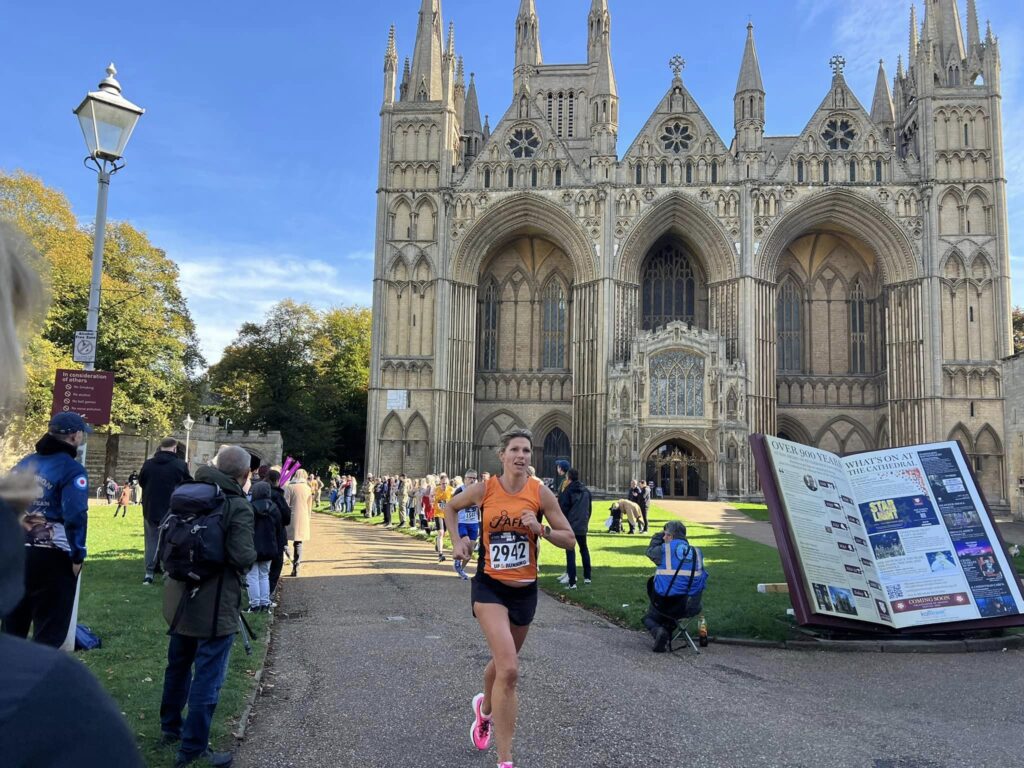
top-left (158, 445), bottom-right (256, 768)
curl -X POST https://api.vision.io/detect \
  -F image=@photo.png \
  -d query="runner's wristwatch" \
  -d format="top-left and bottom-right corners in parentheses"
top-left (541, 525), bottom-right (552, 539)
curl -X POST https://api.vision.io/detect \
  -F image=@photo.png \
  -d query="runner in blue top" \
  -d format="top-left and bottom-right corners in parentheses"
top-left (452, 469), bottom-right (480, 580)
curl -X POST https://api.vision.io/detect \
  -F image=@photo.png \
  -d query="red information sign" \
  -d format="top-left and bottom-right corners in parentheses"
top-left (51, 369), bottom-right (115, 426)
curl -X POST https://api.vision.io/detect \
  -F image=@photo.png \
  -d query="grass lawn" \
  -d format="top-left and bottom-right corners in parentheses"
top-left (731, 502), bottom-right (771, 523)
top-left (322, 500), bottom-right (794, 641)
top-left (77, 503), bottom-right (269, 767)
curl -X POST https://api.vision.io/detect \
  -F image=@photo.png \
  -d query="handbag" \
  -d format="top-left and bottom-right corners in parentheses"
top-left (74, 623), bottom-right (102, 651)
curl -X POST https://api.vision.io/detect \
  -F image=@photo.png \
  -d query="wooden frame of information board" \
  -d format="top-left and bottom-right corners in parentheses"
top-left (749, 433), bottom-right (1024, 635)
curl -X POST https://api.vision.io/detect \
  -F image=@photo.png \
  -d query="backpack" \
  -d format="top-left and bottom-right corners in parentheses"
top-left (158, 482), bottom-right (229, 583)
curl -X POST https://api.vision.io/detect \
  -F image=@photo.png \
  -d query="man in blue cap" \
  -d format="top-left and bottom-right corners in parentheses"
top-left (1, 412), bottom-right (92, 647)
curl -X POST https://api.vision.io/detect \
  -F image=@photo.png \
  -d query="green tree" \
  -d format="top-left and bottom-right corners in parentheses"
top-left (209, 301), bottom-right (371, 472)
top-left (1013, 306), bottom-right (1023, 354)
top-left (0, 171), bottom-right (203, 461)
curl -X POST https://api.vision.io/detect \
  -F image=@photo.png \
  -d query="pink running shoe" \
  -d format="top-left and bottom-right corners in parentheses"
top-left (471, 693), bottom-right (493, 750)
top-left (498, 763), bottom-right (515, 768)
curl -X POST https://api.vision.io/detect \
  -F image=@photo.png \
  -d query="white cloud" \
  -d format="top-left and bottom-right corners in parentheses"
top-left (146, 230), bottom-right (373, 364)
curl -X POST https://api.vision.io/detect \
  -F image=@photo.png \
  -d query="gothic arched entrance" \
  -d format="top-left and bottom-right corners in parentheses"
top-left (541, 427), bottom-right (571, 480)
top-left (645, 439), bottom-right (708, 499)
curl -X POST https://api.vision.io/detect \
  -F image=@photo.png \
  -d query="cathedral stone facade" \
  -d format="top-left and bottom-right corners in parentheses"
top-left (367, 0), bottom-right (1014, 506)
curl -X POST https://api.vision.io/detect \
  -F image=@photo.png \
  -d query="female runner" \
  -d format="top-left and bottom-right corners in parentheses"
top-left (446, 427), bottom-right (576, 768)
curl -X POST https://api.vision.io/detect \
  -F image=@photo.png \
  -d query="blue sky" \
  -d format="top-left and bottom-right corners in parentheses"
top-left (1, 0), bottom-right (1021, 363)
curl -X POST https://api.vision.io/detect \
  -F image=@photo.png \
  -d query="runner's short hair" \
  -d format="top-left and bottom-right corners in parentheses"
top-left (498, 427), bottom-right (533, 453)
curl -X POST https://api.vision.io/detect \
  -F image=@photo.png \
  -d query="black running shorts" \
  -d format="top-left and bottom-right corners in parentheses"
top-left (471, 571), bottom-right (538, 626)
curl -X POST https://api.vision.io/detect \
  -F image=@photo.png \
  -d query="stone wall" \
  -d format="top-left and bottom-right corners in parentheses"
top-left (1002, 353), bottom-right (1024, 519)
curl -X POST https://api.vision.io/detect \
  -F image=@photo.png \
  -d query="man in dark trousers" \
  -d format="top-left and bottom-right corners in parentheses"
top-left (2, 412), bottom-right (91, 647)
top-left (160, 445), bottom-right (256, 768)
top-left (139, 437), bottom-right (192, 585)
top-left (558, 467), bottom-right (594, 589)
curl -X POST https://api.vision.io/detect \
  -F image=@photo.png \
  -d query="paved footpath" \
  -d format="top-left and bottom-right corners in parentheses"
top-left (236, 513), bottom-right (1023, 768)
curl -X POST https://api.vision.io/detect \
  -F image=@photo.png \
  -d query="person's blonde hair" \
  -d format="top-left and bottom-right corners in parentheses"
top-left (293, 468), bottom-right (308, 482)
top-left (0, 219), bottom-right (45, 409)
top-left (498, 427), bottom-right (533, 453)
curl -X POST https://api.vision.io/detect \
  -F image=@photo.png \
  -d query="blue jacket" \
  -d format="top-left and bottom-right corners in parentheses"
top-left (647, 535), bottom-right (707, 597)
top-left (14, 434), bottom-right (90, 564)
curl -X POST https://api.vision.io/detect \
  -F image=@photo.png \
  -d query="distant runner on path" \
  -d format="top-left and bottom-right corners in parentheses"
top-left (446, 427), bottom-right (576, 768)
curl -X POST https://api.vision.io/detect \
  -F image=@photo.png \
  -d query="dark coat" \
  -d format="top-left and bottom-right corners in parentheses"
top-left (250, 481), bottom-right (281, 562)
top-left (559, 480), bottom-right (593, 536)
top-left (162, 465), bottom-right (256, 637)
top-left (139, 450), bottom-right (192, 524)
top-left (628, 485), bottom-right (647, 511)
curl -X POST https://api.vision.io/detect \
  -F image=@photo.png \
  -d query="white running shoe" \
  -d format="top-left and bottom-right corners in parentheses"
top-left (557, 573), bottom-right (570, 584)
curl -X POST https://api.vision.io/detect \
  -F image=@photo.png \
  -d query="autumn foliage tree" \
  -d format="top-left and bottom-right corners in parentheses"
top-left (1013, 306), bottom-right (1023, 354)
top-left (0, 171), bottom-right (203, 462)
top-left (209, 300), bottom-right (371, 473)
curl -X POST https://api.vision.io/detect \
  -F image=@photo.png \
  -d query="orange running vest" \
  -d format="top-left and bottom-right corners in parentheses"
top-left (479, 475), bottom-right (542, 584)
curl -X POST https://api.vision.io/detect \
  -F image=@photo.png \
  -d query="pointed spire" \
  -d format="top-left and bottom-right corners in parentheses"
top-left (736, 21), bottom-right (764, 93)
top-left (409, 0), bottom-right (444, 101)
top-left (935, 0), bottom-right (966, 62)
top-left (385, 25), bottom-right (398, 71)
top-left (897, 54), bottom-right (905, 78)
top-left (909, 4), bottom-right (919, 60)
top-left (464, 72), bottom-right (483, 137)
top-left (483, 114), bottom-right (491, 140)
top-left (447, 20), bottom-right (455, 56)
top-left (871, 59), bottom-right (896, 126)
top-left (966, 0), bottom-right (981, 50)
top-left (985, 18), bottom-right (994, 45)
top-left (400, 56), bottom-right (411, 101)
top-left (515, 0), bottom-right (542, 70)
top-left (588, 0), bottom-right (610, 64)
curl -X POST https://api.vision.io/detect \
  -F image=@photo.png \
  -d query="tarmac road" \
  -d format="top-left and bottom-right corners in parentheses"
top-left (235, 514), bottom-right (1023, 768)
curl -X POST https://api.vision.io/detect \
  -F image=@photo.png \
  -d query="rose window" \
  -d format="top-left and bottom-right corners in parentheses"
top-left (660, 121), bottom-right (694, 153)
top-left (822, 118), bottom-right (856, 150)
top-left (508, 127), bottom-right (540, 158)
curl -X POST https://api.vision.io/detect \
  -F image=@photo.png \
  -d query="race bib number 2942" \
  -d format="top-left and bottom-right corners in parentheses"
top-left (489, 531), bottom-right (530, 570)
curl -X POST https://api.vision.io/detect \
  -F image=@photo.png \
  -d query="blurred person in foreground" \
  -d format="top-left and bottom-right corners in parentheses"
top-left (0, 218), bottom-right (143, 765)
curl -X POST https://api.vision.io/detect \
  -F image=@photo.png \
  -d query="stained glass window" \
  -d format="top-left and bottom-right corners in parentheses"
top-left (541, 280), bottom-right (567, 369)
top-left (822, 117), bottom-right (857, 150)
top-left (649, 352), bottom-right (705, 416)
top-left (481, 282), bottom-right (499, 370)
top-left (777, 279), bottom-right (802, 372)
top-left (660, 121), bottom-right (694, 153)
top-left (507, 127), bottom-right (541, 159)
top-left (849, 280), bottom-right (867, 373)
top-left (641, 242), bottom-right (702, 329)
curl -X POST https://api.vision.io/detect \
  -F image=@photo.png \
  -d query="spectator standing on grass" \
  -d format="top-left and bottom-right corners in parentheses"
top-left (127, 469), bottom-right (139, 503)
top-left (629, 480), bottom-right (650, 533)
top-left (363, 473), bottom-right (375, 518)
top-left (114, 481), bottom-right (131, 518)
top-left (266, 469), bottom-right (291, 594)
top-left (159, 445), bottom-right (256, 768)
top-left (557, 468), bottom-right (594, 590)
top-left (104, 476), bottom-right (117, 504)
top-left (139, 438), bottom-right (192, 585)
top-left (284, 469), bottom-right (313, 577)
top-left (344, 474), bottom-right (356, 513)
top-left (2, 412), bottom-right (91, 648)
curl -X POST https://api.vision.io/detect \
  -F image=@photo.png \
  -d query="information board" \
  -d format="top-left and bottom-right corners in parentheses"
top-left (51, 369), bottom-right (115, 426)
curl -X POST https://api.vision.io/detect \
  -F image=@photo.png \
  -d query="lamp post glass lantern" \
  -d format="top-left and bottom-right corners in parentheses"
top-left (182, 414), bottom-right (195, 464)
top-left (74, 63), bottom-right (145, 374)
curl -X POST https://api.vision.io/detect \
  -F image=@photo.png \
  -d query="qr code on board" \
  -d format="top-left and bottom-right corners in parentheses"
top-left (885, 584), bottom-right (903, 599)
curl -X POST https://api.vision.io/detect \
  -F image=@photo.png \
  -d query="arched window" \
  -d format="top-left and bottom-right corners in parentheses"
top-left (777, 279), bottom-right (802, 372)
top-left (797, 159), bottom-right (805, 182)
top-left (555, 167), bottom-right (562, 186)
top-left (547, 92), bottom-right (554, 125)
top-left (685, 161), bottom-right (693, 183)
top-left (567, 91), bottom-right (575, 138)
top-left (649, 352), bottom-right (704, 417)
top-left (531, 167), bottom-right (538, 187)
top-left (541, 280), bottom-right (568, 369)
top-left (875, 159), bottom-right (883, 182)
top-left (484, 168), bottom-right (491, 188)
top-left (711, 161), bottom-right (718, 183)
top-left (635, 164), bottom-right (643, 184)
top-left (641, 241), bottom-right (704, 330)
top-left (541, 428), bottom-right (571, 479)
top-left (849, 159), bottom-right (857, 182)
top-left (964, 123), bottom-right (969, 147)
top-left (480, 282), bottom-right (499, 371)
top-left (823, 159), bottom-right (830, 183)
top-left (507, 167), bottom-right (514, 188)
top-left (849, 280), bottom-right (867, 373)
top-left (660, 162), bottom-right (667, 184)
